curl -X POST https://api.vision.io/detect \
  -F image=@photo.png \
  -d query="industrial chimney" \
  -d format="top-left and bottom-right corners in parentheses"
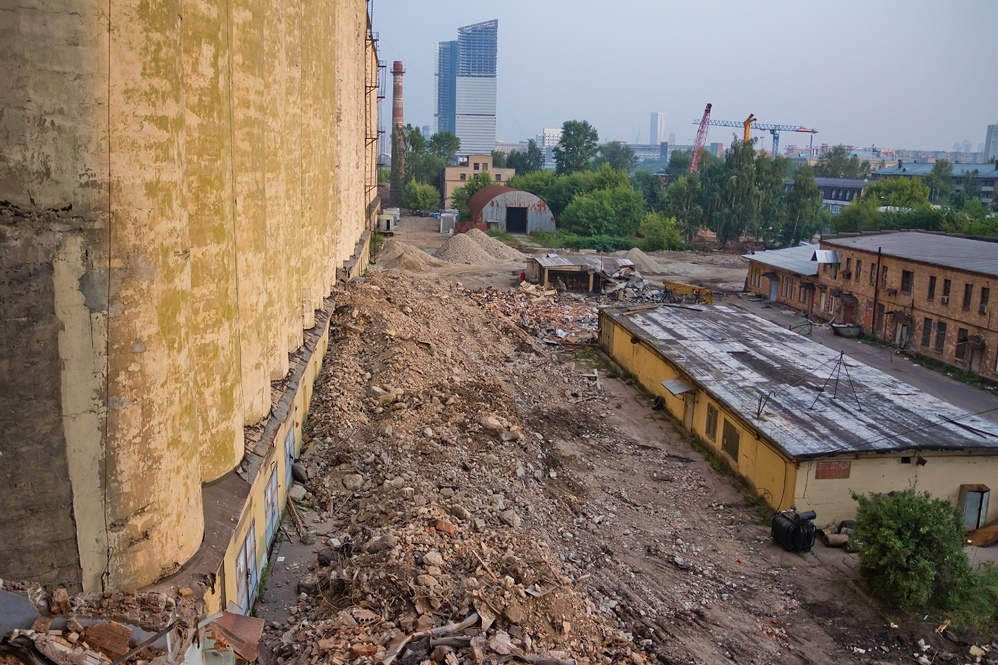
top-left (389, 61), bottom-right (405, 207)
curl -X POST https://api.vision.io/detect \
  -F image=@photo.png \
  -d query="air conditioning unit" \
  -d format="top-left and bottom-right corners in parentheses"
top-left (940, 295), bottom-right (949, 304)
top-left (980, 305), bottom-right (988, 315)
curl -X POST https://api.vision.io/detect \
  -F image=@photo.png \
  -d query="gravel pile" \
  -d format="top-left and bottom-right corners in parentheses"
top-left (623, 248), bottom-right (662, 275)
top-left (466, 228), bottom-right (527, 262)
top-left (434, 233), bottom-right (502, 265)
top-left (378, 240), bottom-right (448, 272)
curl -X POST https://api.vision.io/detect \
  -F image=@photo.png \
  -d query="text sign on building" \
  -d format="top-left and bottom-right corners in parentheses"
top-left (815, 460), bottom-right (851, 479)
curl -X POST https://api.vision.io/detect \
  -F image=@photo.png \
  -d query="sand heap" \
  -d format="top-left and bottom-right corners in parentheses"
top-left (434, 233), bottom-right (502, 265)
top-left (624, 247), bottom-right (663, 274)
top-left (466, 228), bottom-right (526, 261)
top-left (377, 239), bottom-right (447, 272)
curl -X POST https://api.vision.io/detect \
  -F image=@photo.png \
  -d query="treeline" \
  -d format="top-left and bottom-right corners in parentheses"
top-left (833, 160), bottom-right (998, 237)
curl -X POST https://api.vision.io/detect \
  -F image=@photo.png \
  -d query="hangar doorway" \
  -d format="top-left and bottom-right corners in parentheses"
top-left (506, 207), bottom-right (528, 233)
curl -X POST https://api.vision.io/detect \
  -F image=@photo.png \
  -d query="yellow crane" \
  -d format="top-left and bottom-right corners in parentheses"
top-left (742, 114), bottom-right (756, 143)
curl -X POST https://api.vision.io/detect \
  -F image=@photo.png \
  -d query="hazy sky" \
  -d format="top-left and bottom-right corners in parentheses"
top-left (372, 0), bottom-right (998, 153)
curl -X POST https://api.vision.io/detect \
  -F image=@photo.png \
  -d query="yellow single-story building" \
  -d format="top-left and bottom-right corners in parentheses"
top-left (600, 304), bottom-right (998, 529)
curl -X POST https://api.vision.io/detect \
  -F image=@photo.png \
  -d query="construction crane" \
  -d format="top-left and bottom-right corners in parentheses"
top-left (689, 103), bottom-right (712, 172)
top-left (691, 114), bottom-right (818, 157)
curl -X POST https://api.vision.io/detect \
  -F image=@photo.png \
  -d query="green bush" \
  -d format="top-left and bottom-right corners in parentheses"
top-left (401, 180), bottom-right (440, 211)
top-left (637, 212), bottom-right (683, 251)
top-left (851, 489), bottom-right (971, 611)
top-left (532, 230), bottom-right (636, 252)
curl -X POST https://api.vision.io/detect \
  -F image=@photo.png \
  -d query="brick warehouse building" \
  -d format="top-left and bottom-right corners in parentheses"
top-left (755, 232), bottom-right (998, 381)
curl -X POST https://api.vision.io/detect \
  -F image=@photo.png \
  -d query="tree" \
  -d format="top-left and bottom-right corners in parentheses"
top-left (401, 180), bottom-right (440, 211)
top-left (559, 185), bottom-right (643, 237)
top-left (632, 170), bottom-right (667, 212)
top-left (781, 165), bottom-right (825, 246)
top-left (662, 172), bottom-right (704, 241)
top-left (428, 131), bottom-right (460, 162)
top-left (449, 172), bottom-right (493, 220)
top-left (595, 141), bottom-right (638, 173)
top-left (553, 120), bottom-right (598, 175)
top-left (490, 149), bottom-right (507, 168)
top-left (814, 145), bottom-right (871, 179)
top-left (664, 150), bottom-right (692, 180)
top-left (865, 177), bottom-right (931, 208)
top-left (851, 489), bottom-right (971, 611)
top-left (506, 139), bottom-right (544, 175)
top-left (637, 212), bottom-right (683, 251)
top-left (925, 160), bottom-right (953, 203)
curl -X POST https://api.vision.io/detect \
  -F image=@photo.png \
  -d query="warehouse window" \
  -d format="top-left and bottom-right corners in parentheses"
top-left (956, 328), bottom-right (969, 360)
top-left (881, 265), bottom-right (888, 287)
top-left (705, 404), bottom-right (719, 441)
top-left (721, 420), bottom-right (740, 462)
top-left (935, 321), bottom-right (947, 352)
top-left (927, 276), bottom-right (936, 301)
top-left (942, 279), bottom-right (951, 305)
top-left (963, 283), bottom-right (973, 311)
top-left (921, 318), bottom-right (932, 348)
top-left (869, 264), bottom-right (876, 286)
top-left (901, 270), bottom-right (913, 294)
top-left (981, 287), bottom-right (990, 315)
top-left (855, 260), bottom-right (862, 282)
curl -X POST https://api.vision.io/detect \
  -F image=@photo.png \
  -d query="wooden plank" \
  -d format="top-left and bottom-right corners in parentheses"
top-left (968, 519), bottom-right (998, 547)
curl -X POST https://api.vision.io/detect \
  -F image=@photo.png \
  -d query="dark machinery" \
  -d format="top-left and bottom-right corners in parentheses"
top-left (771, 508), bottom-right (816, 552)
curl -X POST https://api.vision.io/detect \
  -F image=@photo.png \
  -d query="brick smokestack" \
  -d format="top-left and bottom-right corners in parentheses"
top-left (390, 61), bottom-right (405, 207)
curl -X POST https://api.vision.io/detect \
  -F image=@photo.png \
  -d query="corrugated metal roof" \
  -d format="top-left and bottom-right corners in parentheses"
top-left (822, 232), bottom-right (998, 277)
top-left (813, 178), bottom-right (869, 188)
top-left (873, 163), bottom-right (998, 178)
top-left (606, 304), bottom-right (998, 460)
top-left (532, 255), bottom-right (634, 273)
top-left (742, 245), bottom-right (819, 276)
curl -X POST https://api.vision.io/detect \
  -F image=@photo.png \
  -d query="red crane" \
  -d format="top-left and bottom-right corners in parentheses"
top-left (690, 103), bottom-right (712, 172)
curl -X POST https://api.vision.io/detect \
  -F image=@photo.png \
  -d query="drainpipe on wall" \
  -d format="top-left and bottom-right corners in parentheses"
top-left (871, 247), bottom-right (882, 337)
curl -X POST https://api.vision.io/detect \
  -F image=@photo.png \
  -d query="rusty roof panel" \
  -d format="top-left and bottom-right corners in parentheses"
top-left (605, 304), bottom-right (998, 459)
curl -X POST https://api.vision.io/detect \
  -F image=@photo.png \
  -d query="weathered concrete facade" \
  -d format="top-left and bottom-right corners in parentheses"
top-left (0, 0), bottom-right (379, 593)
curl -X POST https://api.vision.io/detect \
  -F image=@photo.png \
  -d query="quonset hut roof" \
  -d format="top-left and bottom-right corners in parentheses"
top-left (468, 185), bottom-right (517, 221)
top-left (604, 304), bottom-right (998, 460)
top-left (822, 231), bottom-right (998, 277)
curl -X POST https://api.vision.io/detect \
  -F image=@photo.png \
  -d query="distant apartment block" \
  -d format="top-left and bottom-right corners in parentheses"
top-left (872, 162), bottom-right (998, 207)
top-left (436, 20), bottom-right (498, 155)
top-left (650, 112), bottom-right (666, 145)
top-left (537, 127), bottom-right (562, 169)
top-left (986, 124), bottom-right (998, 162)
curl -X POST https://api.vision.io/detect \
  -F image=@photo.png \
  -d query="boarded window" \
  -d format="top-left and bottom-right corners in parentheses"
top-left (721, 419), bottom-right (739, 462)
top-left (705, 404), bottom-right (719, 440)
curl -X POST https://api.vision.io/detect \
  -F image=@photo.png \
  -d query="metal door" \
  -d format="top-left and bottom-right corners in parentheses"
top-left (683, 394), bottom-right (695, 431)
top-left (284, 427), bottom-right (295, 490)
top-left (235, 522), bottom-right (258, 615)
top-left (265, 468), bottom-right (279, 545)
top-left (769, 278), bottom-right (778, 302)
top-left (971, 347), bottom-right (983, 374)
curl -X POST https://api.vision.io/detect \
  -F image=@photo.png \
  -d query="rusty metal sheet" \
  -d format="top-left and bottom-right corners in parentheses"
top-left (814, 460), bottom-right (851, 479)
top-left (209, 612), bottom-right (265, 663)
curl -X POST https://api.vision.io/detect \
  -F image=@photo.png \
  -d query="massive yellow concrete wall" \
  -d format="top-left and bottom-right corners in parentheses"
top-left (1, 0), bottom-right (376, 591)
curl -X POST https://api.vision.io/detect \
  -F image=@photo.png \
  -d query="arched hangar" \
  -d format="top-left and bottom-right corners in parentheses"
top-left (469, 185), bottom-right (556, 234)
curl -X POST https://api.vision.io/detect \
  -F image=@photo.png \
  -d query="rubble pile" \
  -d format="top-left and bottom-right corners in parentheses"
top-left (0, 587), bottom-right (199, 665)
top-left (465, 287), bottom-right (599, 345)
top-left (264, 271), bottom-right (648, 665)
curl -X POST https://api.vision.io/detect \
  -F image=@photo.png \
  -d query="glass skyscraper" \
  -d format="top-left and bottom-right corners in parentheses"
top-left (435, 20), bottom-right (497, 155)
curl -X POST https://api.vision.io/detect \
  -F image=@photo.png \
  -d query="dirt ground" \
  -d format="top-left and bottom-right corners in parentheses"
top-left (253, 226), bottom-right (994, 665)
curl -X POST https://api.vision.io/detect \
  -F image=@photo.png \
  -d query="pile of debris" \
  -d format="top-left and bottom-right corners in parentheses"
top-left (0, 587), bottom-right (200, 665)
top-left (260, 271), bottom-right (650, 665)
top-left (465, 286), bottom-right (599, 345)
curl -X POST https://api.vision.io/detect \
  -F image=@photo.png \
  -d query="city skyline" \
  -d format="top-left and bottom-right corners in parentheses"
top-left (373, 1), bottom-right (998, 153)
